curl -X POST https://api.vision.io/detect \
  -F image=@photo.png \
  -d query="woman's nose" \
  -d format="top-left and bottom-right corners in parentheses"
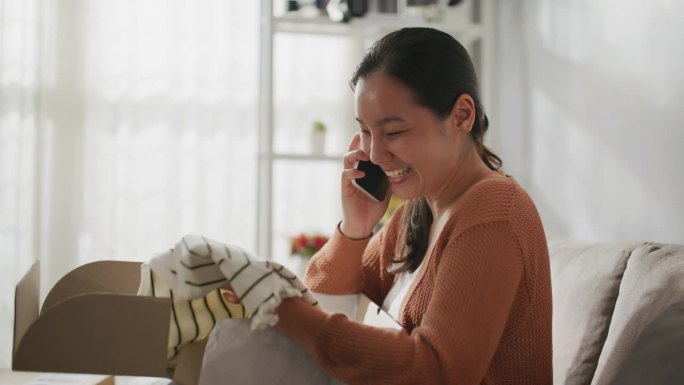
top-left (368, 137), bottom-right (390, 165)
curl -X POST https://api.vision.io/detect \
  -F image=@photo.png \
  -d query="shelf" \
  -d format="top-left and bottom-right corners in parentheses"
top-left (274, 12), bottom-right (482, 39)
top-left (271, 153), bottom-right (344, 162)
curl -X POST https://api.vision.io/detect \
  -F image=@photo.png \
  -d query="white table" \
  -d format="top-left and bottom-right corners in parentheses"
top-left (0, 370), bottom-right (174, 385)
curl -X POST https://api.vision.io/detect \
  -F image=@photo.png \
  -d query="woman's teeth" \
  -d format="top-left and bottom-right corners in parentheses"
top-left (385, 168), bottom-right (411, 179)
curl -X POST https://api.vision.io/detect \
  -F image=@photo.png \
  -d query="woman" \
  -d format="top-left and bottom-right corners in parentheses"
top-left (276, 27), bottom-right (552, 384)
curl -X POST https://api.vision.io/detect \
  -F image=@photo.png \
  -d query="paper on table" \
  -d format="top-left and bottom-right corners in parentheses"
top-left (27, 373), bottom-right (114, 385)
top-left (115, 376), bottom-right (174, 385)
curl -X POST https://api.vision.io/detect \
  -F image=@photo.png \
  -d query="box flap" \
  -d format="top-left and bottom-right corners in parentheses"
top-left (14, 261), bottom-right (40, 356)
top-left (172, 340), bottom-right (207, 385)
top-left (13, 293), bottom-right (171, 377)
top-left (42, 261), bottom-right (143, 313)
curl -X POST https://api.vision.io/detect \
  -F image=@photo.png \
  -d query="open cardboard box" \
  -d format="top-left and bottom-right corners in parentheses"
top-left (12, 260), bottom-right (205, 385)
top-left (13, 260), bottom-right (400, 385)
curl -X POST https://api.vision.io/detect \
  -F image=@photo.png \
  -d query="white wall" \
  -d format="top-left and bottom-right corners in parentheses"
top-left (491, 0), bottom-right (684, 244)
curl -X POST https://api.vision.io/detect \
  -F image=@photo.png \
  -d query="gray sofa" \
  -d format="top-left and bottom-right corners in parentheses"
top-left (549, 240), bottom-right (684, 385)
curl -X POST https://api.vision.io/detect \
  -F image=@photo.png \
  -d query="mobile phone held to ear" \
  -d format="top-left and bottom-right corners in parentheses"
top-left (352, 160), bottom-right (389, 202)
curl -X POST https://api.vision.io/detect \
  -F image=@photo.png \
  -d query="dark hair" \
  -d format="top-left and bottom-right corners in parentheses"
top-left (350, 27), bottom-right (504, 273)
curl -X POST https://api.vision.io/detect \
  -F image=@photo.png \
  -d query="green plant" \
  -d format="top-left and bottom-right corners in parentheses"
top-left (312, 120), bottom-right (326, 133)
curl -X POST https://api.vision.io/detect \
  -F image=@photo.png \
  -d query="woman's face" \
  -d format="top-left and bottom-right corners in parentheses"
top-left (354, 71), bottom-right (470, 201)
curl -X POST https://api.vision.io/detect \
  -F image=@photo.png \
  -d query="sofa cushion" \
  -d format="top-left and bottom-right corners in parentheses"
top-left (592, 243), bottom-right (684, 385)
top-left (548, 240), bottom-right (640, 385)
top-left (609, 302), bottom-right (684, 385)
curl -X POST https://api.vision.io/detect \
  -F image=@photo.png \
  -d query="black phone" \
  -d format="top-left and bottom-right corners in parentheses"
top-left (352, 160), bottom-right (389, 202)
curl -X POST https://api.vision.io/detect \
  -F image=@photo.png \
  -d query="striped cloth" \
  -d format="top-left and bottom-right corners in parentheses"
top-left (138, 234), bottom-right (319, 361)
top-left (138, 263), bottom-right (247, 360)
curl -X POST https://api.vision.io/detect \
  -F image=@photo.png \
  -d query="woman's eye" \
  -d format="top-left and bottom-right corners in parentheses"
top-left (386, 130), bottom-right (404, 137)
top-left (359, 128), bottom-right (371, 136)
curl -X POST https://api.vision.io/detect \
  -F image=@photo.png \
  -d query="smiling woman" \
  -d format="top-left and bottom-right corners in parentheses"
top-left (268, 27), bottom-right (554, 385)
top-left (349, 27), bottom-right (503, 273)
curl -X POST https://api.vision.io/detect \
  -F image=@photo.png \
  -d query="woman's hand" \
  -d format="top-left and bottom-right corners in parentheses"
top-left (220, 283), bottom-right (240, 304)
top-left (340, 133), bottom-right (391, 238)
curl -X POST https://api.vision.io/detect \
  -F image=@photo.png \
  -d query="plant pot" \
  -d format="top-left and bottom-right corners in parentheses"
top-left (310, 131), bottom-right (326, 155)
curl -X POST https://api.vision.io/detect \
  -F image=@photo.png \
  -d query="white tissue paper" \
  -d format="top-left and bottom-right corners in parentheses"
top-left (199, 319), bottom-right (346, 385)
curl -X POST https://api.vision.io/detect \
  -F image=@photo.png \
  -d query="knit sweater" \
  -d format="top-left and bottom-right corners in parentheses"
top-left (302, 175), bottom-right (553, 385)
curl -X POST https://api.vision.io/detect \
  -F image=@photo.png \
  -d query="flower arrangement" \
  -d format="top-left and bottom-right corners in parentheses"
top-left (290, 233), bottom-right (329, 258)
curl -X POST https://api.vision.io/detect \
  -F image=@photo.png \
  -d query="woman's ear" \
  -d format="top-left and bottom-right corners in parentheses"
top-left (450, 94), bottom-right (476, 133)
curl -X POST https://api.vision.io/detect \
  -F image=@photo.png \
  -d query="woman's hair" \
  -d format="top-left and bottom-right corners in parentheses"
top-left (350, 27), bottom-right (504, 273)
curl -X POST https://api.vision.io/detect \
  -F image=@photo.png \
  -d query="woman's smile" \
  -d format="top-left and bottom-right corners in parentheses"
top-left (384, 167), bottom-right (412, 184)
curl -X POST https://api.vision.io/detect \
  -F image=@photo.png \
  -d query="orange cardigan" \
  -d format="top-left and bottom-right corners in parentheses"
top-left (302, 176), bottom-right (553, 385)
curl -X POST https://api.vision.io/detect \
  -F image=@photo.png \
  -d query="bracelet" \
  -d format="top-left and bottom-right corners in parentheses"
top-left (337, 221), bottom-right (373, 241)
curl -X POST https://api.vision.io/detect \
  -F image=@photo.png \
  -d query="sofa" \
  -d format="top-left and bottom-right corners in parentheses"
top-left (549, 240), bottom-right (684, 385)
top-left (14, 240), bottom-right (684, 384)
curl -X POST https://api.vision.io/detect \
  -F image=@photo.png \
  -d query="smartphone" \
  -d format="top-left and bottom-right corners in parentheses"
top-left (352, 160), bottom-right (389, 202)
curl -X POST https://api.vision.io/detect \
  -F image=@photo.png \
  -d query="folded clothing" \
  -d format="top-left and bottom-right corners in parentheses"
top-left (138, 234), bottom-right (319, 360)
top-left (138, 263), bottom-right (246, 360)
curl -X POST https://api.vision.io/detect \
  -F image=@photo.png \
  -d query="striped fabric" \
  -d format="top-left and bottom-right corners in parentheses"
top-left (138, 263), bottom-right (247, 360)
top-left (138, 234), bottom-right (319, 360)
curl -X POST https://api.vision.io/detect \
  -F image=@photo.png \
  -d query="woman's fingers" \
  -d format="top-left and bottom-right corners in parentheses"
top-left (342, 149), bottom-right (369, 172)
top-left (342, 167), bottom-right (365, 179)
top-left (343, 134), bottom-right (369, 169)
top-left (343, 132), bottom-right (369, 167)
top-left (348, 131), bottom-right (362, 151)
top-left (220, 283), bottom-right (240, 304)
top-left (221, 290), bottom-right (240, 304)
top-left (341, 168), bottom-right (365, 197)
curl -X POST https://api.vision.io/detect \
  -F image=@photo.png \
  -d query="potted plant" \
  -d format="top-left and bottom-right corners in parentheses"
top-left (310, 120), bottom-right (326, 154)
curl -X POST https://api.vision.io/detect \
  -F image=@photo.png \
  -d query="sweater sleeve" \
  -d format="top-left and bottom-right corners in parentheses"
top-left (302, 221), bottom-right (524, 385)
top-left (303, 226), bottom-right (373, 289)
top-left (304, 207), bottom-right (405, 305)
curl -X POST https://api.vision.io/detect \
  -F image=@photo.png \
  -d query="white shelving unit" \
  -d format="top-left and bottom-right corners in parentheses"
top-left (256, 0), bottom-right (494, 262)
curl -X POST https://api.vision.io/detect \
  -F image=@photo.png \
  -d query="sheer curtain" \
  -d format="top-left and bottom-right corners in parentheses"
top-left (0, 0), bottom-right (259, 368)
top-left (0, 0), bottom-right (42, 369)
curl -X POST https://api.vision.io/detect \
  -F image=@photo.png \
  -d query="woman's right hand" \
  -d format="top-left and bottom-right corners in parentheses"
top-left (340, 133), bottom-right (390, 239)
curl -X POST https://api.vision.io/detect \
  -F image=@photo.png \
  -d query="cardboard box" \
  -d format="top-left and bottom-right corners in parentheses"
top-left (13, 261), bottom-right (204, 385)
top-left (13, 261), bottom-right (402, 385)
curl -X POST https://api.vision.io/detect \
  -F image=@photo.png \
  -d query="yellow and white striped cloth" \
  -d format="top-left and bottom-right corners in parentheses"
top-left (138, 234), bottom-right (318, 360)
top-left (138, 263), bottom-right (247, 360)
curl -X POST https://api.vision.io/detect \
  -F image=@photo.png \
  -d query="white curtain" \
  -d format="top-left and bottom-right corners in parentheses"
top-left (0, 0), bottom-right (259, 368)
top-left (0, 0), bottom-right (42, 369)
